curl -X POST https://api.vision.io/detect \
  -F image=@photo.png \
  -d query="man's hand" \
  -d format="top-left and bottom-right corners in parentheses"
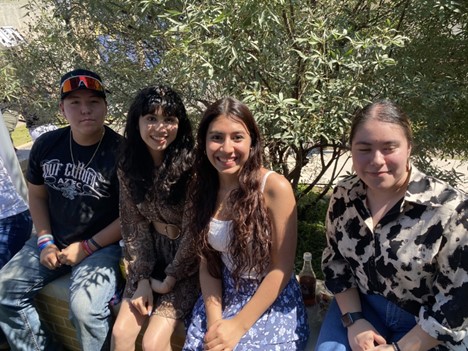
top-left (39, 244), bottom-right (62, 269)
top-left (58, 241), bottom-right (89, 266)
top-left (348, 319), bottom-right (386, 351)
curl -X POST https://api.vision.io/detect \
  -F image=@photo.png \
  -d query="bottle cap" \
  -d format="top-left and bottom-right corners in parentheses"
top-left (303, 252), bottom-right (312, 260)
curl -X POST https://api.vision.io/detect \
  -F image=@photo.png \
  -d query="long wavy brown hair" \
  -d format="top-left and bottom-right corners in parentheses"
top-left (187, 97), bottom-right (272, 284)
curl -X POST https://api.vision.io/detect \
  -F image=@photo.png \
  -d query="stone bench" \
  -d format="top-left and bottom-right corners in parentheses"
top-left (34, 274), bottom-right (186, 351)
top-left (34, 274), bottom-right (328, 351)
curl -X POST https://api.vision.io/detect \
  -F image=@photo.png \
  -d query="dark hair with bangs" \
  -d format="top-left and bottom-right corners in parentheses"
top-left (187, 97), bottom-right (271, 283)
top-left (119, 85), bottom-right (194, 204)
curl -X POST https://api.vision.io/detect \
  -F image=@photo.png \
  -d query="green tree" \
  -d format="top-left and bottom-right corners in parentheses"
top-left (4, 0), bottom-right (467, 197)
top-left (149, 0), bottom-right (408, 198)
top-left (383, 0), bottom-right (467, 184)
top-left (4, 0), bottom-right (168, 126)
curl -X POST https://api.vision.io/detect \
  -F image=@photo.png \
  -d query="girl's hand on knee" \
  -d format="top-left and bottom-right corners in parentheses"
top-left (348, 319), bottom-right (386, 351)
top-left (131, 279), bottom-right (154, 316)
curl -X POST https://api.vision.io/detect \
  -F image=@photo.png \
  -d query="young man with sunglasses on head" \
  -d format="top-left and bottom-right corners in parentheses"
top-left (0, 69), bottom-right (123, 351)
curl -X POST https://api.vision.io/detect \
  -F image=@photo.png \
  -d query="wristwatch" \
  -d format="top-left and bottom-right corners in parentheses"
top-left (341, 312), bottom-right (364, 328)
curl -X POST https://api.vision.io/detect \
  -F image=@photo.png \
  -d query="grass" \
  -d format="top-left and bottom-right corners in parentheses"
top-left (11, 124), bottom-right (32, 147)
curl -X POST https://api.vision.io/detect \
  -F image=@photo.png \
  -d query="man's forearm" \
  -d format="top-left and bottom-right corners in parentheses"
top-left (90, 218), bottom-right (121, 247)
top-left (28, 184), bottom-right (52, 236)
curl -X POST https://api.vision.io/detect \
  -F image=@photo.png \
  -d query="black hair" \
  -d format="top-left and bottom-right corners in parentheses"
top-left (119, 85), bottom-right (194, 204)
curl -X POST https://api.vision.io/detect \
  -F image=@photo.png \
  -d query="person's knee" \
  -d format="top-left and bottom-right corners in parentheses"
top-left (141, 319), bottom-right (175, 351)
top-left (315, 341), bottom-right (348, 351)
top-left (69, 283), bottom-right (113, 324)
top-left (316, 299), bottom-right (350, 350)
top-left (112, 317), bottom-right (130, 343)
top-left (142, 332), bottom-right (170, 351)
top-left (69, 295), bottom-right (98, 325)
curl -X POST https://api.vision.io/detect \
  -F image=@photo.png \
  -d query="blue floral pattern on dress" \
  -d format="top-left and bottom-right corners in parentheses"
top-left (183, 266), bottom-right (309, 350)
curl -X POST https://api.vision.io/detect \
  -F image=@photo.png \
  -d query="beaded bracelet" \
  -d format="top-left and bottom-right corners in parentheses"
top-left (88, 237), bottom-right (102, 250)
top-left (81, 240), bottom-right (94, 256)
top-left (392, 342), bottom-right (402, 351)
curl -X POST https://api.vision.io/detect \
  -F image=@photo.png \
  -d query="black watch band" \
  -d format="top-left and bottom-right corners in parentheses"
top-left (341, 312), bottom-right (364, 328)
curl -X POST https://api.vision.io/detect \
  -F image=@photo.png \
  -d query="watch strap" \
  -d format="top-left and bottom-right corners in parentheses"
top-left (341, 311), bottom-right (364, 328)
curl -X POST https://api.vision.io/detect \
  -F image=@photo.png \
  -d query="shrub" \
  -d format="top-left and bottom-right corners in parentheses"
top-left (295, 189), bottom-right (329, 280)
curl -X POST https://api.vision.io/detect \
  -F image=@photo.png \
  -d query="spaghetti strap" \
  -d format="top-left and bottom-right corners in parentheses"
top-left (260, 171), bottom-right (275, 192)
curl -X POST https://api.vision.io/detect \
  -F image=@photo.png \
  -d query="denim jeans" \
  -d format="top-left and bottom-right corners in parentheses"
top-left (315, 293), bottom-right (417, 351)
top-left (0, 236), bottom-right (121, 351)
top-left (0, 209), bottom-right (32, 269)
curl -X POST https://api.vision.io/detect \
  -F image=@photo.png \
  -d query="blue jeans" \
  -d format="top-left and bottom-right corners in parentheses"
top-left (0, 210), bottom-right (32, 347)
top-left (0, 236), bottom-right (121, 351)
top-left (0, 209), bottom-right (32, 269)
top-left (315, 293), bottom-right (417, 351)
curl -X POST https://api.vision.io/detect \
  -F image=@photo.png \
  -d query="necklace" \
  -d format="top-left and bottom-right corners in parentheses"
top-left (214, 187), bottom-right (238, 219)
top-left (69, 128), bottom-right (105, 168)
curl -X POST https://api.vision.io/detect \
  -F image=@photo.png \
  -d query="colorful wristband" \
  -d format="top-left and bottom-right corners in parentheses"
top-left (38, 241), bottom-right (54, 252)
top-left (81, 240), bottom-right (94, 256)
top-left (88, 237), bottom-right (102, 250)
top-left (37, 234), bottom-right (54, 246)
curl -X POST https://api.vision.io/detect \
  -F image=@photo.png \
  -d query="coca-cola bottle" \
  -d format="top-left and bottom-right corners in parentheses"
top-left (299, 252), bottom-right (317, 306)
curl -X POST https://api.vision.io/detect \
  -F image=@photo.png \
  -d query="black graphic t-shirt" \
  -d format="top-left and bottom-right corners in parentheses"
top-left (27, 125), bottom-right (122, 249)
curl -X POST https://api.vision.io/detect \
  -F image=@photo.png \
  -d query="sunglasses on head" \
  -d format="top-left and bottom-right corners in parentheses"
top-left (61, 75), bottom-right (105, 95)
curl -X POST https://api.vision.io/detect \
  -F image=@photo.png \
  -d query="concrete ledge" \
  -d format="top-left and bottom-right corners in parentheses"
top-left (35, 274), bottom-right (185, 351)
top-left (34, 274), bottom-right (326, 350)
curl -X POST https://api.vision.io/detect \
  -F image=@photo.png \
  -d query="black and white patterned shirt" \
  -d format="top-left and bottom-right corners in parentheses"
top-left (322, 167), bottom-right (467, 349)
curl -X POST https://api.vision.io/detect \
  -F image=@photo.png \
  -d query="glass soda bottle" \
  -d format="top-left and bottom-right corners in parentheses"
top-left (299, 251), bottom-right (317, 306)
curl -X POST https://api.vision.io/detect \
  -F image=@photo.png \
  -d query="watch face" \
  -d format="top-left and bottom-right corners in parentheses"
top-left (341, 313), bottom-right (353, 327)
top-left (341, 312), bottom-right (363, 328)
